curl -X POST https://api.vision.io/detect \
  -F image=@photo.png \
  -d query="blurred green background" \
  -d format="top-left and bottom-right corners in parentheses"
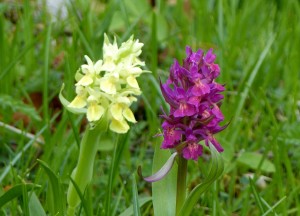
top-left (0, 0), bottom-right (300, 215)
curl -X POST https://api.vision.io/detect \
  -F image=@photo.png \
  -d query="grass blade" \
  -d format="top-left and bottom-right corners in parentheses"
top-left (69, 177), bottom-right (92, 216)
top-left (28, 192), bottom-right (47, 216)
top-left (0, 184), bottom-right (39, 208)
top-left (131, 174), bottom-right (141, 216)
top-left (37, 159), bottom-right (65, 216)
top-left (249, 178), bottom-right (265, 214)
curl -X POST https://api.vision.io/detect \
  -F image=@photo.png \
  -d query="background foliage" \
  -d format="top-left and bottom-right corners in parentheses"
top-left (0, 0), bottom-right (300, 215)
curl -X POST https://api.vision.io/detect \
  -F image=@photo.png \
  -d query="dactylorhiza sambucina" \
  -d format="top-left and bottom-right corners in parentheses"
top-left (160, 46), bottom-right (226, 161)
top-left (59, 34), bottom-right (147, 215)
top-left (141, 46), bottom-right (226, 184)
top-left (61, 34), bottom-right (145, 133)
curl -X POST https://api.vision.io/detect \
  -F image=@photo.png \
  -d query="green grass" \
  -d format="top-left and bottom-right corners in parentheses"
top-left (0, 0), bottom-right (300, 215)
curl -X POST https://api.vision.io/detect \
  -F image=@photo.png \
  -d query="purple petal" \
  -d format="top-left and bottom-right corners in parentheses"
top-left (188, 96), bottom-right (200, 107)
top-left (212, 106), bottom-right (224, 121)
top-left (174, 102), bottom-right (196, 117)
top-left (204, 48), bottom-right (216, 63)
top-left (209, 94), bottom-right (224, 103)
top-left (182, 143), bottom-right (203, 161)
top-left (191, 80), bottom-right (210, 96)
top-left (205, 135), bottom-right (223, 152)
top-left (161, 124), bottom-right (183, 148)
top-left (210, 63), bottom-right (220, 78)
top-left (141, 152), bottom-right (178, 182)
top-left (170, 60), bottom-right (181, 83)
top-left (160, 82), bottom-right (177, 107)
top-left (186, 46), bottom-right (192, 57)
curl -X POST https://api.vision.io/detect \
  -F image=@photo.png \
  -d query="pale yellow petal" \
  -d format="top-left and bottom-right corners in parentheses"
top-left (68, 95), bottom-right (87, 108)
top-left (76, 75), bottom-right (93, 86)
top-left (81, 65), bottom-right (90, 74)
top-left (84, 55), bottom-right (93, 67)
top-left (94, 60), bottom-right (103, 74)
top-left (75, 69), bottom-right (83, 82)
top-left (102, 61), bottom-right (116, 72)
top-left (100, 78), bottom-right (116, 94)
top-left (87, 104), bottom-right (104, 122)
top-left (127, 76), bottom-right (139, 88)
top-left (104, 33), bottom-right (110, 46)
top-left (110, 103), bottom-right (123, 121)
top-left (109, 119), bottom-right (129, 134)
top-left (123, 107), bottom-right (136, 123)
top-left (116, 96), bottom-right (131, 105)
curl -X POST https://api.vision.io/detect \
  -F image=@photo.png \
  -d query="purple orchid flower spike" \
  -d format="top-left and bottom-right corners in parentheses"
top-left (160, 46), bottom-right (226, 161)
top-left (141, 46), bottom-right (227, 183)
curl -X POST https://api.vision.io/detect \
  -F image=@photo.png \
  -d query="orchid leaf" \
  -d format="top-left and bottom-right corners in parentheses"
top-left (178, 143), bottom-right (224, 216)
top-left (152, 137), bottom-right (177, 216)
top-left (140, 151), bottom-right (177, 182)
top-left (59, 83), bottom-right (87, 114)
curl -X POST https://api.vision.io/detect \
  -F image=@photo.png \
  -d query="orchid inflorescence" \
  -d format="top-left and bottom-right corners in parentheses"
top-left (160, 46), bottom-right (226, 161)
top-left (61, 34), bottom-right (145, 133)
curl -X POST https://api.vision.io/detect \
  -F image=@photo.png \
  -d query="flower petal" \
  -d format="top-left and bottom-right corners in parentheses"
top-left (173, 103), bottom-right (196, 117)
top-left (110, 103), bottom-right (123, 121)
top-left (127, 76), bottom-right (139, 88)
top-left (182, 143), bottom-right (203, 161)
top-left (109, 119), bottom-right (129, 134)
top-left (59, 84), bottom-right (87, 114)
top-left (94, 60), bottom-right (103, 74)
top-left (123, 107), bottom-right (136, 123)
top-left (76, 75), bottom-right (93, 86)
top-left (87, 104), bottom-right (104, 122)
top-left (84, 55), bottom-right (93, 67)
top-left (100, 78), bottom-right (116, 94)
top-left (68, 95), bottom-right (87, 108)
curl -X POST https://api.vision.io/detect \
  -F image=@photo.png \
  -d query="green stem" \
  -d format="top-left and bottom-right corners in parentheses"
top-left (176, 156), bottom-right (188, 215)
top-left (67, 126), bottom-right (102, 216)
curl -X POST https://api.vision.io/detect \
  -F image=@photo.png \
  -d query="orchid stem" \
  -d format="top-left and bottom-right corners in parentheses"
top-left (67, 126), bottom-right (101, 216)
top-left (176, 156), bottom-right (187, 215)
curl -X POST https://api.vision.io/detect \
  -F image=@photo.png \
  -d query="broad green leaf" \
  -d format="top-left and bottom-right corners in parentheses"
top-left (38, 159), bottom-right (65, 215)
top-left (152, 137), bottom-right (177, 216)
top-left (0, 184), bottom-right (39, 208)
top-left (119, 197), bottom-right (152, 216)
top-left (29, 192), bottom-right (47, 216)
top-left (178, 143), bottom-right (224, 216)
top-left (237, 152), bottom-right (276, 173)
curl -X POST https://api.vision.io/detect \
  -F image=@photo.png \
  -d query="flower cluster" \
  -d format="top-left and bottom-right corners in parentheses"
top-left (65, 34), bottom-right (145, 133)
top-left (160, 47), bottom-right (226, 160)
